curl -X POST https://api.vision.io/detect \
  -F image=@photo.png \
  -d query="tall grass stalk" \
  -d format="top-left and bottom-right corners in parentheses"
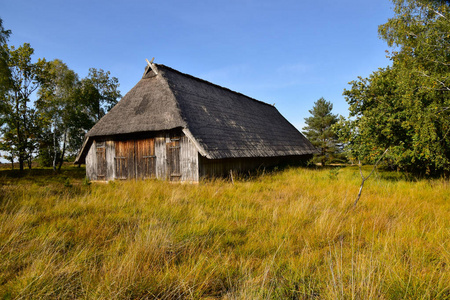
top-left (0, 166), bottom-right (449, 299)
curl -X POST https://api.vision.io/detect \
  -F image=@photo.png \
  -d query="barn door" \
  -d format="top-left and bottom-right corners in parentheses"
top-left (114, 140), bottom-right (135, 179)
top-left (136, 138), bottom-right (156, 179)
top-left (96, 141), bottom-right (106, 180)
top-left (166, 137), bottom-right (181, 181)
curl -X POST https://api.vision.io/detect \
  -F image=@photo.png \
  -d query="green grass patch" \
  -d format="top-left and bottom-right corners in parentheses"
top-left (0, 166), bottom-right (449, 299)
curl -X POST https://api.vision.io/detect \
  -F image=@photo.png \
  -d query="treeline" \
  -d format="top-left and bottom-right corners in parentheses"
top-left (304, 0), bottom-right (450, 176)
top-left (0, 19), bottom-right (121, 171)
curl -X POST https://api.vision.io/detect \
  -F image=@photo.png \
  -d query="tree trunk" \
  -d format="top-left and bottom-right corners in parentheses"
top-left (15, 92), bottom-right (24, 172)
top-left (353, 148), bottom-right (389, 208)
top-left (19, 158), bottom-right (24, 172)
top-left (52, 126), bottom-right (57, 171)
top-left (353, 178), bottom-right (365, 207)
top-left (58, 130), bottom-right (67, 171)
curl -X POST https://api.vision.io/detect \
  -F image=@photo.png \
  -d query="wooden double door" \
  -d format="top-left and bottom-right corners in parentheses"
top-left (115, 139), bottom-right (156, 180)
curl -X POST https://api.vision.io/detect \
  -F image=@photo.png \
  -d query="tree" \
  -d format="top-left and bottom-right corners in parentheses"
top-left (0, 18), bottom-right (10, 47)
top-left (0, 18), bottom-right (11, 92)
top-left (0, 18), bottom-right (121, 169)
top-left (36, 59), bottom-right (79, 170)
top-left (0, 18), bottom-right (10, 46)
top-left (302, 98), bottom-right (340, 166)
top-left (64, 82), bottom-right (98, 156)
top-left (0, 43), bottom-right (46, 171)
top-left (36, 62), bottom-right (122, 168)
top-left (379, 0), bottom-right (450, 92)
top-left (339, 0), bottom-right (450, 175)
top-left (82, 68), bottom-right (121, 122)
top-left (36, 63), bottom-right (121, 168)
top-left (0, 18), bottom-right (12, 166)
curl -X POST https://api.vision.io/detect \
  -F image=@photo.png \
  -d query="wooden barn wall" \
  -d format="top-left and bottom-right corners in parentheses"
top-left (85, 140), bottom-right (97, 180)
top-left (85, 139), bottom-right (114, 181)
top-left (155, 132), bottom-right (199, 182)
top-left (85, 130), bottom-right (199, 182)
top-left (179, 135), bottom-right (199, 182)
top-left (198, 155), bottom-right (312, 179)
top-left (106, 140), bottom-right (115, 179)
top-left (155, 136), bottom-right (167, 179)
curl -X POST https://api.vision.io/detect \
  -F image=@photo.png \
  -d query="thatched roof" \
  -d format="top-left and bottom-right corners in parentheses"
top-left (75, 63), bottom-right (316, 163)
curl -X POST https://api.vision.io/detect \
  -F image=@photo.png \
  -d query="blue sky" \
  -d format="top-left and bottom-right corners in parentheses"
top-left (2, 0), bottom-right (394, 130)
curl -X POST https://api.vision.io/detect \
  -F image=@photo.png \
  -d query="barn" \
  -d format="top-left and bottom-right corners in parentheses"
top-left (74, 61), bottom-right (317, 182)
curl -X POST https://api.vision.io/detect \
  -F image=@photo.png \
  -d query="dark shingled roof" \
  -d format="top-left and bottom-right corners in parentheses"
top-left (75, 63), bottom-right (316, 163)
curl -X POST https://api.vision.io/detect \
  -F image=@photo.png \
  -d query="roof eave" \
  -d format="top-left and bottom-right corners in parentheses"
top-left (74, 136), bottom-right (92, 165)
top-left (182, 128), bottom-right (211, 158)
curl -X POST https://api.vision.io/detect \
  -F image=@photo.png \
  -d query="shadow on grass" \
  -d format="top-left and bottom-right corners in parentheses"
top-left (0, 165), bottom-right (86, 186)
top-left (303, 164), bottom-right (423, 183)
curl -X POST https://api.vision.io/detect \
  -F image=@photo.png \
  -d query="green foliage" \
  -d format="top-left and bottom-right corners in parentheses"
top-left (0, 18), bottom-right (11, 95)
top-left (82, 176), bottom-right (91, 186)
top-left (30, 64), bottom-right (121, 169)
top-left (0, 18), bottom-right (11, 46)
top-left (82, 68), bottom-right (121, 122)
top-left (35, 66), bottom-right (122, 161)
top-left (328, 167), bottom-right (341, 180)
top-left (339, 0), bottom-right (450, 175)
top-left (63, 177), bottom-right (72, 187)
top-left (36, 59), bottom-right (81, 169)
top-left (0, 43), bottom-right (46, 171)
top-left (302, 98), bottom-right (341, 166)
top-left (0, 21), bottom-right (121, 169)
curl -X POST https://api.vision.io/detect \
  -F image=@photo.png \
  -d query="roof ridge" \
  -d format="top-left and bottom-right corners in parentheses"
top-left (155, 63), bottom-right (275, 108)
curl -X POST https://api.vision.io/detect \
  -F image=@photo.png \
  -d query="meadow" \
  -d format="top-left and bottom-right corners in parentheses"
top-left (0, 165), bottom-right (449, 299)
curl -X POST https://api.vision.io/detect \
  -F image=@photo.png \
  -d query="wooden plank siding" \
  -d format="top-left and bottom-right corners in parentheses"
top-left (86, 130), bottom-right (199, 182)
top-left (96, 141), bottom-right (107, 180)
top-left (198, 155), bottom-right (312, 179)
top-left (180, 135), bottom-right (199, 182)
top-left (136, 138), bottom-right (156, 179)
top-left (106, 140), bottom-right (115, 179)
top-left (114, 140), bottom-right (135, 180)
top-left (166, 137), bottom-right (181, 181)
top-left (155, 136), bottom-right (167, 179)
top-left (85, 141), bottom-right (97, 180)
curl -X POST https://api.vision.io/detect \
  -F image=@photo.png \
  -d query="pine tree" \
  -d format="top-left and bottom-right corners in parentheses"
top-left (302, 98), bottom-right (340, 166)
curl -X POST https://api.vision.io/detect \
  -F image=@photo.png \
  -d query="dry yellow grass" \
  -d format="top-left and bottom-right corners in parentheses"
top-left (0, 166), bottom-right (449, 299)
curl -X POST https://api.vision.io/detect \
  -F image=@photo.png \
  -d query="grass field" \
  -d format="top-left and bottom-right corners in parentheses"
top-left (0, 165), bottom-right (449, 299)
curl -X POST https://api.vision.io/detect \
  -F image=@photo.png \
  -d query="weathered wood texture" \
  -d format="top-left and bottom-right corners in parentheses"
top-left (198, 155), bottom-right (312, 179)
top-left (85, 131), bottom-right (307, 182)
top-left (136, 138), bottom-right (156, 179)
top-left (86, 130), bottom-right (199, 182)
top-left (86, 141), bottom-right (97, 180)
top-left (114, 140), bottom-right (135, 179)
top-left (106, 140), bottom-right (115, 179)
top-left (96, 141), bottom-right (106, 180)
top-left (179, 135), bottom-right (199, 182)
top-left (167, 136), bottom-right (181, 181)
top-left (155, 136), bottom-right (167, 179)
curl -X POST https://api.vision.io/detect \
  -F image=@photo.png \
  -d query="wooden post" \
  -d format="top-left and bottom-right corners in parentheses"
top-left (230, 169), bottom-right (234, 185)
